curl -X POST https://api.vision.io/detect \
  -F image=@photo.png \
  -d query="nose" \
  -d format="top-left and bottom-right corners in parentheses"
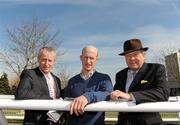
top-left (86, 57), bottom-right (92, 63)
top-left (44, 60), bottom-right (49, 65)
top-left (129, 55), bottom-right (135, 60)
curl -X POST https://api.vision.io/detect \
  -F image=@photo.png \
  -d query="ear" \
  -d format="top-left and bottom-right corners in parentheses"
top-left (143, 52), bottom-right (146, 56)
top-left (96, 56), bottom-right (99, 61)
top-left (143, 52), bottom-right (146, 60)
top-left (80, 55), bottom-right (82, 61)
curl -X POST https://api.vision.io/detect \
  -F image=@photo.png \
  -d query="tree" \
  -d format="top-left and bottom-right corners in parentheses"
top-left (58, 65), bottom-right (72, 89)
top-left (155, 45), bottom-right (179, 64)
top-left (0, 17), bottom-right (63, 77)
top-left (0, 73), bottom-right (12, 94)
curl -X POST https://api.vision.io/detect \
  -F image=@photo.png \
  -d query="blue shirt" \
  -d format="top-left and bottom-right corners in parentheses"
top-left (125, 70), bottom-right (137, 92)
top-left (65, 71), bottom-right (113, 125)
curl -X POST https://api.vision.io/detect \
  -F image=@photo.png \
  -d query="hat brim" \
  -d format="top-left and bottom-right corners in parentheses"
top-left (119, 47), bottom-right (149, 56)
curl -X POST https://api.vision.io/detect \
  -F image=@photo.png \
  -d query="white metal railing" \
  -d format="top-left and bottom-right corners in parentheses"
top-left (0, 96), bottom-right (180, 112)
top-left (0, 95), bottom-right (180, 123)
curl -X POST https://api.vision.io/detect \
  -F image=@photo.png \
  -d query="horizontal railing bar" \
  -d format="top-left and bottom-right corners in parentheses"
top-left (5, 116), bottom-right (24, 120)
top-left (0, 98), bottom-right (180, 112)
top-left (0, 95), bottom-right (179, 101)
top-left (1, 95), bottom-right (179, 123)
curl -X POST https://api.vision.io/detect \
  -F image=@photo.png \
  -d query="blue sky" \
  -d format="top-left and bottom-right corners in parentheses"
top-left (0, 0), bottom-right (180, 82)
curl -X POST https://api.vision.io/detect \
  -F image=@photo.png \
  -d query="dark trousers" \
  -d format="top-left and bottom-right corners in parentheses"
top-left (116, 119), bottom-right (162, 125)
top-left (23, 121), bottom-right (60, 125)
top-left (116, 112), bottom-right (162, 125)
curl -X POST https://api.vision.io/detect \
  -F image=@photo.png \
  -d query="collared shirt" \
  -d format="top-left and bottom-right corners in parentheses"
top-left (80, 69), bottom-right (95, 80)
top-left (126, 69), bottom-right (138, 102)
top-left (125, 69), bottom-right (137, 92)
top-left (46, 74), bottom-right (56, 99)
top-left (39, 68), bottom-right (56, 98)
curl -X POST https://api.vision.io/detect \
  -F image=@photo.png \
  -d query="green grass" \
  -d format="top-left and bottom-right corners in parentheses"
top-left (105, 112), bottom-right (118, 125)
top-left (2, 109), bottom-right (24, 123)
top-left (2, 110), bottom-right (180, 125)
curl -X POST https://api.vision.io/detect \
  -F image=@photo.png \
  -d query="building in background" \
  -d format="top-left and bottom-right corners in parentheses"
top-left (165, 50), bottom-right (180, 95)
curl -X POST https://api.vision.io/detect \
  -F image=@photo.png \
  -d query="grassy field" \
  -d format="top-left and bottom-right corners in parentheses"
top-left (3, 109), bottom-right (180, 125)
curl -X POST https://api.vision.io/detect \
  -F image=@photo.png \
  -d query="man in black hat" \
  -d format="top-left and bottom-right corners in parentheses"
top-left (110, 38), bottom-right (170, 125)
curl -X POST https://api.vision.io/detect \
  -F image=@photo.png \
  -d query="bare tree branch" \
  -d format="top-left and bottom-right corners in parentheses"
top-left (0, 16), bottom-right (63, 77)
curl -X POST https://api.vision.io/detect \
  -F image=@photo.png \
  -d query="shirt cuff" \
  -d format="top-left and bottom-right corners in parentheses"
top-left (130, 93), bottom-right (136, 103)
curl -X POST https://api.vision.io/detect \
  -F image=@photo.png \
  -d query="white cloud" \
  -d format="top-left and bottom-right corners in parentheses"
top-left (131, 24), bottom-right (180, 50)
top-left (63, 24), bottom-right (180, 79)
top-left (127, 24), bottom-right (180, 63)
top-left (1, 0), bottom-right (180, 82)
top-left (64, 33), bottom-right (126, 48)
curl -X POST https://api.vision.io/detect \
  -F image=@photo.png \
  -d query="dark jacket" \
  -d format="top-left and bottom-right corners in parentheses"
top-left (15, 67), bottom-right (62, 125)
top-left (114, 63), bottom-right (170, 125)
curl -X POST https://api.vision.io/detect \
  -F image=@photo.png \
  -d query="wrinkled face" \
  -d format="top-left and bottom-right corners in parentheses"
top-left (80, 47), bottom-right (98, 73)
top-left (38, 50), bottom-right (56, 74)
top-left (125, 50), bottom-right (145, 71)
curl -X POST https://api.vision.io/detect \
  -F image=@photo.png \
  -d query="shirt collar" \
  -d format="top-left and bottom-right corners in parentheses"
top-left (127, 69), bottom-right (138, 77)
top-left (39, 67), bottom-right (51, 78)
top-left (80, 69), bottom-right (95, 80)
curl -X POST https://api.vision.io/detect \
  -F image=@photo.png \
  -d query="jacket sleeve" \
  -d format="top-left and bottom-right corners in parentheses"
top-left (83, 75), bottom-right (113, 103)
top-left (15, 70), bottom-right (49, 99)
top-left (132, 64), bottom-right (170, 104)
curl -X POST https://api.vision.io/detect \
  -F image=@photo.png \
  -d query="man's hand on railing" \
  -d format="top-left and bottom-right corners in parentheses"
top-left (69, 95), bottom-right (88, 116)
top-left (110, 90), bottom-right (132, 101)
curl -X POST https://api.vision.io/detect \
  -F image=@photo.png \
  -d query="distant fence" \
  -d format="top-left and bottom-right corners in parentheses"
top-left (0, 95), bottom-right (180, 124)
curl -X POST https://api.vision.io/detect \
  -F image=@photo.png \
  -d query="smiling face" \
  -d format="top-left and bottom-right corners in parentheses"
top-left (125, 50), bottom-right (145, 71)
top-left (80, 45), bottom-right (98, 75)
top-left (38, 47), bottom-right (56, 74)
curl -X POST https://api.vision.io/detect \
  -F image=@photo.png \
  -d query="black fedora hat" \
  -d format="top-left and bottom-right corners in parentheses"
top-left (119, 38), bottom-right (148, 56)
